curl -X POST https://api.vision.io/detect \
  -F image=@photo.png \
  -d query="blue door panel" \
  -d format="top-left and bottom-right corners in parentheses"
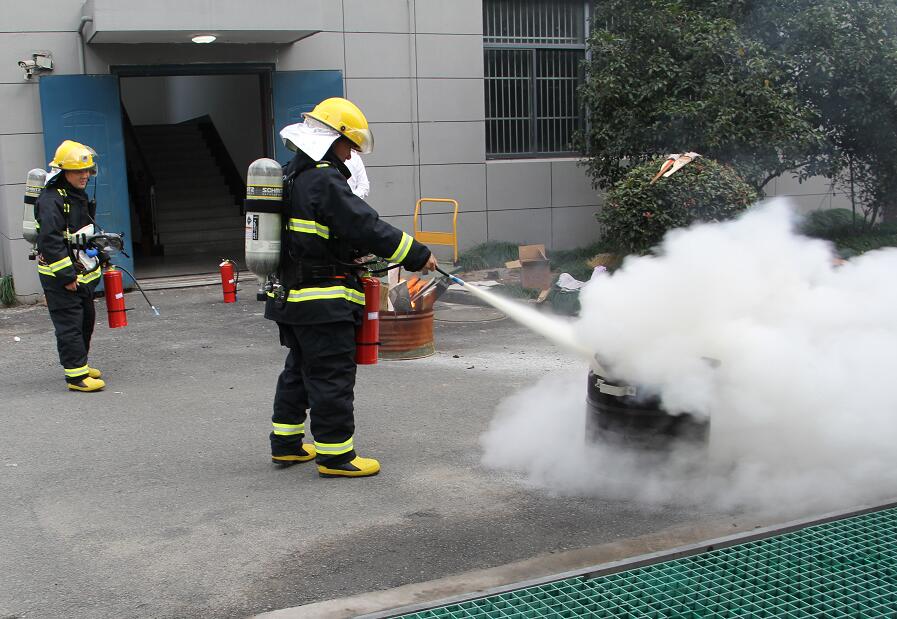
top-left (39, 74), bottom-right (134, 278)
top-left (272, 70), bottom-right (343, 164)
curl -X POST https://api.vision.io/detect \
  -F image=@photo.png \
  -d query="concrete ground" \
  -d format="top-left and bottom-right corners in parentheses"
top-left (0, 284), bottom-right (810, 618)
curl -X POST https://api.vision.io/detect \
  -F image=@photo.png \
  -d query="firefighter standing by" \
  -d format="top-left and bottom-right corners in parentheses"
top-left (35, 140), bottom-right (105, 392)
top-left (268, 97), bottom-right (437, 478)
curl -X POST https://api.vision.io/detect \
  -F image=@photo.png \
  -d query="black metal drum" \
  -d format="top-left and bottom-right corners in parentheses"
top-left (585, 370), bottom-right (709, 449)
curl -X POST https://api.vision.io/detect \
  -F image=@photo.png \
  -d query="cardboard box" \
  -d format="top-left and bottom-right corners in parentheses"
top-left (518, 244), bottom-right (552, 290)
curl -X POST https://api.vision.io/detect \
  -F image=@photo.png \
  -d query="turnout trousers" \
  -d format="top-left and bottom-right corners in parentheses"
top-left (271, 321), bottom-right (358, 465)
top-left (43, 281), bottom-right (96, 383)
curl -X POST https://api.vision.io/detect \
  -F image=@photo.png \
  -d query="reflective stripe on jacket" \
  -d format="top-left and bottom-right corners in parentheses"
top-left (265, 151), bottom-right (430, 326)
top-left (34, 181), bottom-right (96, 288)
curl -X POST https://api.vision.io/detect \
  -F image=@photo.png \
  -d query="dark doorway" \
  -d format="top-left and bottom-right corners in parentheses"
top-left (118, 67), bottom-right (272, 278)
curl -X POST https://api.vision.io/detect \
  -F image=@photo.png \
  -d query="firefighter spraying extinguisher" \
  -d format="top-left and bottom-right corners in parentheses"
top-left (219, 259), bottom-right (238, 303)
top-left (355, 275), bottom-right (380, 365)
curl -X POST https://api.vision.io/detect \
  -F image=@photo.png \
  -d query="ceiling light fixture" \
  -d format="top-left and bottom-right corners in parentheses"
top-left (191, 35), bottom-right (217, 44)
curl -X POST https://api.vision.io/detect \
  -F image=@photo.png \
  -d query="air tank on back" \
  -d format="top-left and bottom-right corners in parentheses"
top-left (244, 158), bottom-right (284, 300)
top-left (23, 168), bottom-right (46, 255)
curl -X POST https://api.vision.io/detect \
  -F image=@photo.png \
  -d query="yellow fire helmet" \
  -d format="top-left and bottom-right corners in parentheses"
top-left (49, 139), bottom-right (98, 174)
top-left (304, 97), bottom-right (374, 154)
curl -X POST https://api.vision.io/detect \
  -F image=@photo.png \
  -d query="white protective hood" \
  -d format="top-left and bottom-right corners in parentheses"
top-left (280, 118), bottom-right (341, 162)
top-left (44, 169), bottom-right (63, 185)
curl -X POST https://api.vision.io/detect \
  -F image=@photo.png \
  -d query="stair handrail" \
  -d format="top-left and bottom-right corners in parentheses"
top-left (122, 108), bottom-right (156, 188)
top-left (121, 108), bottom-right (159, 252)
top-left (149, 185), bottom-right (158, 246)
top-left (191, 115), bottom-right (246, 212)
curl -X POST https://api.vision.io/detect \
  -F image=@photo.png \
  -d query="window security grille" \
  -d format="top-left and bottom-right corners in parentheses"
top-left (484, 0), bottom-right (588, 157)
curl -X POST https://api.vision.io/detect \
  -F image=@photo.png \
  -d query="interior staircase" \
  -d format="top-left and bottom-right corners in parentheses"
top-left (133, 122), bottom-right (244, 258)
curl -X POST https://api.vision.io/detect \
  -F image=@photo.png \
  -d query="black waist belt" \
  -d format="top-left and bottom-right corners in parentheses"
top-left (287, 260), bottom-right (354, 284)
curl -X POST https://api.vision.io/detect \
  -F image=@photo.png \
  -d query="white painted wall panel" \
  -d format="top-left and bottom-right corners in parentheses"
top-left (0, 133), bottom-right (45, 186)
top-left (0, 183), bottom-right (40, 297)
top-left (415, 34), bottom-right (483, 78)
top-left (364, 123), bottom-right (415, 167)
top-left (0, 33), bottom-right (81, 84)
top-left (87, 0), bottom-right (325, 34)
top-left (0, 184), bottom-right (23, 239)
top-left (277, 32), bottom-right (345, 71)
top-left (0, 84), bottom-right (42, 134)
top-left (418, 163), bottom-right (485, 213)
top-left (343, 0), bottom-right (410, 33)
top-left (777, 193), bottom-right (834, 215)
top-left (456, 210), bottom-right (488, 250)
top-left (550, 159), bottom-right (600, 207)
top-left (772, 173), bottom-right (835, 197)
top-left (419, 210), bottom-right (487, 258)
top-left (416, 78), bottom-right (483, 122)
top-left (551, 205), bottom-right (602, 250)
top-left (346, 78), bottom-right (413, 123)
top-left (417, 121), bottom-right (484, 165)
top-left (415, 0), bottom-right (483, 35)
top-left (830, 191), bottom-right (853, 210)
top-left (3, 0), bottom-right (83, 32)
top-left (486, 160), bottom-right (551, 211)
top-left (366, 165), bottom-right (417, 218)
top-left (487, 207), bottom-right (552, 246)
top-left (380, 214), bottom-right (415, 236)
top-left (344, 33), bottom-right (411, 79)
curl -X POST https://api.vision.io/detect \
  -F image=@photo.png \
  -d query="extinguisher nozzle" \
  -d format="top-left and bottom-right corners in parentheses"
top-left (151, 306), bottom-right (160, 316)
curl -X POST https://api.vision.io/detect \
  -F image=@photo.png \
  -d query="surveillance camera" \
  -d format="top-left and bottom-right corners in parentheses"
top-left (17, 60), bottom-right (36, 80)
top-left (17, 53), bottom-right (51, 80)
top-left (33, 53), bottom-right (52, 70)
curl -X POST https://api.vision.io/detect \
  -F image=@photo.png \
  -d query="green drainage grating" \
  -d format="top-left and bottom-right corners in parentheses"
top-left (392, 506), bottom-right (897, 618)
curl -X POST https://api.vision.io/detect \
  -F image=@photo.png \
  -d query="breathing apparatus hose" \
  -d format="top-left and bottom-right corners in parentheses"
top-left (111, 263), bottom-right (160, 316)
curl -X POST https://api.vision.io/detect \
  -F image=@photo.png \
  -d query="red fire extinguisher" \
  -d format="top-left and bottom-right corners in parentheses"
top-left (355, 276), bottom-right (380, 365)
top-left (220, 259), bottom-right (237, 303)
top-left (103, 266), bottom-right (127, 329)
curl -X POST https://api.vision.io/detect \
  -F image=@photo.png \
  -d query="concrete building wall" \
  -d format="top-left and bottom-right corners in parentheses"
top-left (277, 0), bottom-right (491, 262)
top-left (767, 173), bottom-right (852, 214)
top-left (0, 0), bottom-right (859, 301)
top-left (0, 0), bottom-right (86, 301)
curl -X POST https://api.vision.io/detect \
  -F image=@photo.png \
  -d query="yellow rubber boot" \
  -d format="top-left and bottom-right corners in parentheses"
top-left (272, 443), bottom-right (316, 466)
top-left (318, 456), bottom-right (380, 478)
top-left (87, 367), bottom-right (102, 379)
top-left (68, 377), bottom-right (106, 392)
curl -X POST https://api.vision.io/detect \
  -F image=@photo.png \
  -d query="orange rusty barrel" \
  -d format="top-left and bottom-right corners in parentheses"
top-left (378, 309), bottom-right (435, 360)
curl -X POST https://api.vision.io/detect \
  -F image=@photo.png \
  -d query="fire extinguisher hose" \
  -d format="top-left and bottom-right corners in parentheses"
top-left (111, 264), bottom-right (160, 316)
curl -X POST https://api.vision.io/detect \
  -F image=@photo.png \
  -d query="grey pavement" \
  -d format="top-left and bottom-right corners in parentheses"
top-left (0, 285), bottom-right (791, 618)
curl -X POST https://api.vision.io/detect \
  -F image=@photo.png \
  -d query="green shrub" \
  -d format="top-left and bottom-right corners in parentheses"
top-left (458, 241), bottom-right (519, 272)
top-left (0, 274), bottom-right (16, 307)
top-left (834, 231), bottom-right (897, 255)
top-left (546, 288), bottom-right (581, 316)
top-left (599, 157), bottom-right (757, 255)
top-left (799, 208), bottom-right (862, 240)
top-left (799, 208), bottom-right (897, 254)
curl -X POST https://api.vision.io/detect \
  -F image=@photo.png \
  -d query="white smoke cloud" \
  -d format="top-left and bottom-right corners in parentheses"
top-left (481, 200), bottom-right (897, 511)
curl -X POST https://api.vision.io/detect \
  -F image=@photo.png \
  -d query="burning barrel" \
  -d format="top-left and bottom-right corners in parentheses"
top-left (585, 370), bottom-right (708, 449)
top-left (378, 273), bottom-right (450, 360)
top-left (379, 308), bottom-right (435, 360)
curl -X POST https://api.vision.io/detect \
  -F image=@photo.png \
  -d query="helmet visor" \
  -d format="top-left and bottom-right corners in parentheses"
top-left (346, 127), bottom-right (374, 155)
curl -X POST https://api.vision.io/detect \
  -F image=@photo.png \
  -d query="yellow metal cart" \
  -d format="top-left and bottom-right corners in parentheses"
top-left (413, 198), bottom-right (459, 264)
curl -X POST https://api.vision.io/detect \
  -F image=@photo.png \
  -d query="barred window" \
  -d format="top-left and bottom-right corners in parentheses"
top-left (484, 0), bottom-right (589, 158)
